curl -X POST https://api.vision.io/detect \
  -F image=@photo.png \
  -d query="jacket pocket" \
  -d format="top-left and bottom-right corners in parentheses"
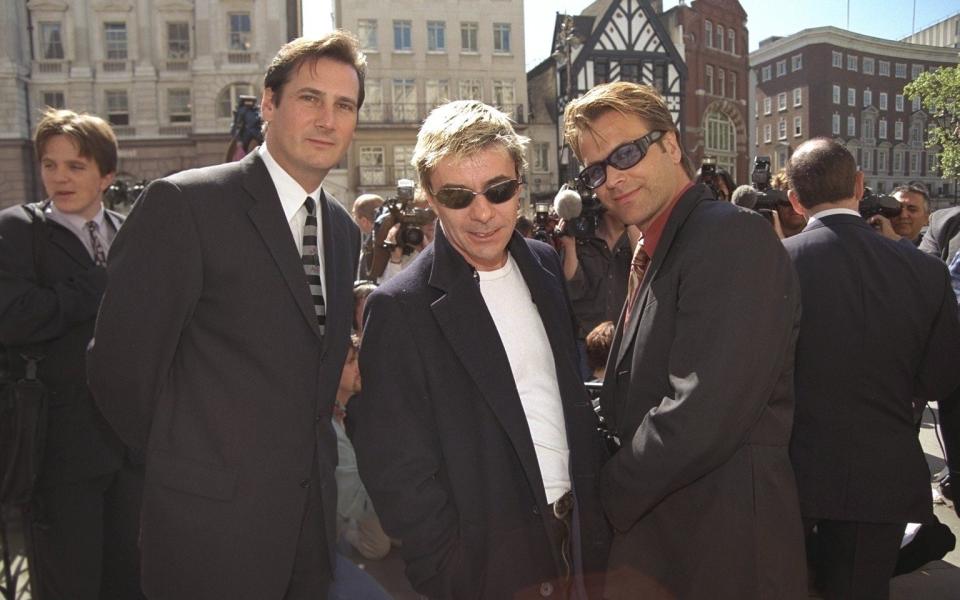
top-left (149, 448), bottom-right (238, 501)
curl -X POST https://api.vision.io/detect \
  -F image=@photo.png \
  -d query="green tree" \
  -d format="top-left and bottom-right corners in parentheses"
top-left (905, 65), bottom-right (960, 179)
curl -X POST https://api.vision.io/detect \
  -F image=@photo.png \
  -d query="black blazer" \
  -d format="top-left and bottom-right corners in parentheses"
top-left (87, 152), bottom-right (360, 600)
top-left (919, 205), bottom-right (960, 263)
top-left (784, 213), bottom-right (960, 524)
top-left (349, 225), bottom-right (610, 599)
top-left (0, 202), bottom-right (125, 487)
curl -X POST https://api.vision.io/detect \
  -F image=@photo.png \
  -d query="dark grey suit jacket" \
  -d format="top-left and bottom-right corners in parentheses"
top-left (784, 213), bottom-right (960, 524)
top-left (920, 205), bottom-right (960, 263)
top-left (599, 184), bottom-right (807, 599)
top-left (349, 226), bottom-right (610, 599)
top-left (87, 152), bottom-right (360, 600)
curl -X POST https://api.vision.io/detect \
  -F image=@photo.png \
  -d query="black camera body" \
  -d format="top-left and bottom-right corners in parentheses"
top-left (751, 156), bottom-right (772, 192)
top-left (374, 179), bottom-right (436, 255)
top-left (859, 187), bottom-right (902, 220)
top-left (532, 202), bottom-right (555, 244)
top-left (697, 156), bottom-right (726, 201)
top-left (564, 192), bottom-right (604, 239)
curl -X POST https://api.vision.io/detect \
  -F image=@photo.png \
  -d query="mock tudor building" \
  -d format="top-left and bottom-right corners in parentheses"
top-left (750, 26), bottom-right (958, 199)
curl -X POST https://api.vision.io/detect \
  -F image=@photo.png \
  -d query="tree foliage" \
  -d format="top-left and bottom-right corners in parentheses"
top-left (905, 65), bottom-right (960, 179)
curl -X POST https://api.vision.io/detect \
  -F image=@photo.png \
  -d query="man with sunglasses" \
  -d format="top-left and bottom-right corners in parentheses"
top-left (563, 82), bottom-right (806, 599)
top-left (348, 100), bottom-right (610, 599)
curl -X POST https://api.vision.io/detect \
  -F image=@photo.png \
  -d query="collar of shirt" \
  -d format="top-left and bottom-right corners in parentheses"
top-left (809, 207), bottom-right (861, 222)
top-left (641, 180), bottom-right (693, 257)
top-left (46, 201), bottom-right (106, 232)
top-left (259, 143), bottom-right (324, 221)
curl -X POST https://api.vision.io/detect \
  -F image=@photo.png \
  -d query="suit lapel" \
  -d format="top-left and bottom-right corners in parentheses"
top-left (32, 201), bottom-right (95, 269)
top-left (242, 154), bottom-right (323, 340)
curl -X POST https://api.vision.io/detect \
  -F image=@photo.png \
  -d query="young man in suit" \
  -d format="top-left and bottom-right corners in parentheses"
top-left (783, 138), bottom-right (960, 599)
top-left (87, 32), bottom-right (364, 600)
top-left (0, 109), bottom-right (142, 599)
top-left (563, 82), bottom-right (807, 599)
top-left (348, 100), bottom-right (610, 599)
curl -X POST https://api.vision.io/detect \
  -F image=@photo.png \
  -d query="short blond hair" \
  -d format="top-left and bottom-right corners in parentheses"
top-left (412, 100), bottom-right (528, 188)
top-left (563, 81), bottom-right (692, 178)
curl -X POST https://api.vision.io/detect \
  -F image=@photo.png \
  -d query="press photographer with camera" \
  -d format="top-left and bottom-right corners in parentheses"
top-left (868, 184), bottom-right (931, 246)
top-left (695, 156), bottom-right (735, 202)
top-left (368, 179), bottom-right (436, 284)
top-left (731, 156), bottom-right (806, 239)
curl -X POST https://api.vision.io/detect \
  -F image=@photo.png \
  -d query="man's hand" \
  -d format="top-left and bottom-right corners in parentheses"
top-left (867, 214), bottom-right (900, 241)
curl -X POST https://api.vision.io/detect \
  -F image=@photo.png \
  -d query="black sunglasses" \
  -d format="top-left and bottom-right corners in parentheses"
top-left (577, 130), bottom-right (667, 190)
top-left (429, 178), bottom-right (523, 210)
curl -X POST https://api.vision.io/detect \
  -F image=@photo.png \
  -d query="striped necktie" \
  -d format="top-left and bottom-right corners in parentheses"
top-left (302, 197), bottom-right (326, 335)
top-left (86, 220), bottom-right (107, 267)
top-left (623, 241), bottom-right (650, 325)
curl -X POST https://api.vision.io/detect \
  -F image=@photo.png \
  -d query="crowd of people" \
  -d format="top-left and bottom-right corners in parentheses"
top-left (2, 28), bottom-right (960, 600)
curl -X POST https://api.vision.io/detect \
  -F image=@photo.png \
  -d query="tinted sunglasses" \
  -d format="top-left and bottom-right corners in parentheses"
top-left (429, 178), bottom-right (523, 210)
top-left (577, 130), bottom-right (667, 190)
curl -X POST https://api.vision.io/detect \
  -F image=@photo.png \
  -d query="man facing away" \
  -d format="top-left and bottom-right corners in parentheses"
top-left (87, 32), bottom-right (364, 600)
top-left (563, 81), bottom-right (807, 599)
top-left (782, 138), bottom-right (960, 599)
top-left (348, 100), bottom-right (610, 599)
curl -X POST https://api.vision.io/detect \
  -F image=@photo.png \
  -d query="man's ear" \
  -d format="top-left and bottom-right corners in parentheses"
top-left (787, 189), bottom-right (807, 218)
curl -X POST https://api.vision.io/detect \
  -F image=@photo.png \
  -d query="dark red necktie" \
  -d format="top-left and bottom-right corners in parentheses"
top-left (623, 241), bottom-right (650, 325)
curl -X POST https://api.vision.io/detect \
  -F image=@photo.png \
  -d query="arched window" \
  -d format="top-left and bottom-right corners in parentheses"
top-left (216, 82), bottom-right (258, 119)
top-left (705, 111), bottom-right (736, 174)
top-left (716, 25), bottom-right (724, 51)
top-left (704, 20), bottom-right (713, 48)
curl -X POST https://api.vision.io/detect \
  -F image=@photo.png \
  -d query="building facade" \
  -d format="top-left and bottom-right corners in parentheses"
top-left (0, 0), bottom-right (300, 210)
top-left (334, 0), bottom-right (528, 207)
top-left (750, 27), bottom-right (958, 198)
top-left (901, 11), bottom-right (960, 49)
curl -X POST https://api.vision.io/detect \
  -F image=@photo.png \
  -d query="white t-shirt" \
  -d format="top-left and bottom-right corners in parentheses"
top-left (478, 255), bottom-right (571, 504)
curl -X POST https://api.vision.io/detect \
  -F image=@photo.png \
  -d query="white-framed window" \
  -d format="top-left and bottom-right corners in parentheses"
top-left (704, 20), bottom-right (713, 48)
top-left (393, 145), bottom-right (416, 181)
top-left (894, 120), bottom-right (903, 140)
top-left (879, 60), bottom-right (890, 76)
top-left (910, 123), bottom-right (923, 145)
top-left (105, 90), bottom-right (129, 125)
top-left (718, 69), bottom-right (725, 97)
top-left (792, 53), bottom-right (802, 71)
top-left (728, 29), bottom-right (735, 54)
top-left (228, 13), bottom-right (251, 51)
top-left (879, 92), bottom-right (888, 110)
top-left (705, 65), bottom-right (714, 94)
top-left (359, 146), bottom-right (385, 186)
top-left (41, 91), bottom-right (65, 109)
top-left (104, 22), bottom-right (128, 59)
top-left (894, 150), bottom-right (903, 173)
top-left (763, 96), bottom-right (772, 115)
top-left (909, 151), bottom-right (919, 175)
top-left (532, 142), bottom-right (549, 173)
top-left (879, 118), bottom-right (887, 139)
top-left (832, 51), bottom-right (843, 68)
top-left (166, 22), bottom-right (190, 59)
top-left (761, 65), bottom-right (771, 81)
top-left (847, 87), bottom-right (856, 107)
top-left (493, 23), bottom-right (511, 53)
top-left (863, 57), bottom-right (875, 75)
top-left (895, 62), bottom-right (907, 78)
top-left (777, 92), bottom-right (787, 111)
top-left (776, 60), bottom-right (786, 77)
top-left (360, 79), bottom-right (383, 121)
top-left (393, 20), bottom-right (412, 51)
top-left (832, 113), bottom-right (841, 135)
top-left (356, 19), bottom-right (377, 51)
top-left (778, 118), bottom-right (787, 140)
top-left (847, 115), bottom-right (856, 136)
top-left (39, 22), bottom-right (65, 59)
top-left (847, 55), bottom-right (858, 71)
top-left (764, 123), bottom-right (772, 143)
top-left (716, 24), bottom-right (724, 51)
top-left (458, 79), bottom-right (482, 100)
top-left (167, 88), bottom-right (191, 123)
top-left (862, 149), bottom-right (872, 171)
top-left (928, 153), bottom-right (938, 174)
top-left (833, 85), bottom-right (841, 104)
top-left (730, 72), bottom-right (737, 99)
top-left (863, 89), bottom-right (872, 107)
top-left (895, 94), bottom-right (904, 111)
top-left (911, 64), bottom-right (922, 79)
top-left (878, 149), bottom-right (887, 171)
top-left (392, 78), bottom-right (417, 122)
top-left (793, 88), bottom-right (802, 107)
top-left (460, 22), bottom-right (478, 52)
top-left (793, 116), bottom-right (802, 137)
top-left (425, 79), bottom-right (449, 108)
top-left (427, 21), bottom-right (446, 52)
top-left (912, 96), bottom-right (921, 111)
top-left (863, 117), bottom-right (874, 140)
top-left (491, 80), bottom-right (515, 109)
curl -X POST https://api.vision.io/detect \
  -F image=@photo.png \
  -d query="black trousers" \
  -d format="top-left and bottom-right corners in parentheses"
top-left (30, 460), bottom-right (145, 600)
top-left (804, 518), bottom-right (904, 600)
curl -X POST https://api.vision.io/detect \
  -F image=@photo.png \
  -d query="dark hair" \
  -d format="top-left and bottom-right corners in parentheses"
top-left (585, 321), bottom-right (615, 372)
top-left (34, 108), bottom-right (118, 175)
top-left (515, 215), bottom-right (534, 236)
top-left (263, 31), bottom-right (367, 109)
top-left (892, 183), bottom-right (930, 211)
top-left (785, 138), bottom-right (856, 209)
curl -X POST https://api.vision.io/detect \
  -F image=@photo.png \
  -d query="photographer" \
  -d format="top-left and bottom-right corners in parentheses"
top-left (369, 182), bottom-right (436, 284)
top-left (891, 184), bottom-right (931, 246)
top-left (732, 157), bottom-right (805, 239)
top-left (695, 157), bottom-right (735, 202)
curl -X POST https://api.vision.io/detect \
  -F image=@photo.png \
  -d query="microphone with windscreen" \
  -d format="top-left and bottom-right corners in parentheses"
top-left (730, 185), bottom-right (758, 210)
top-left (553, 184), bottom-right (583, 220)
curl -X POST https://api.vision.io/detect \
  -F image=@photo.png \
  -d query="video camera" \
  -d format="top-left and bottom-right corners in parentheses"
top-left (230, 95), bottom-right (264, 150)
top-left (696, 156), bottom-right (728, 201)
top-left (859, 187), bottom-right (902, 220)
top-left (545, 182), bottom-right (605, 240)
top-left (751, 156), bottom-right (773, 192)
top-left (369, 179), bottom-right (437, 279)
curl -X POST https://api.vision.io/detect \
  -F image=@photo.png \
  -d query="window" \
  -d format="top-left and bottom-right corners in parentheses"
top-left (42, 91), bottom-right (65, 109)
top-left (909, 152), bottom-right (919, 175)
top-left (704, 20), bottom-right (713, 48)
top-left (847, 115), bottom-right (856, 136)
top-left (763, 96), bottom-right (772, 115)
top-left (167, 22), bottom-right (190, 59)
top-left (754, 126), bottom-right (758, 146)
top-left (911, 64), bottom-right (922, 79)
top-left (847, 55), bottom-right (857, 71)
top-left (393, 20), bottom-right (412, 51)
top-left (776, 60), bottom-right (786, 77)
top-left (705, 112), bottom-right (736, 174)
top-left (393, 145), bottom-right (416, 181)
top-left (392, 78), bottom-right (416, 122)
top-left (793, 88), bottom-right (802, 107)
top-left (878, 149), bottom-right (887, 171)
top-left (863, 117), bottom-right (874, 140)
top-left (620, 63), bottom-right (639, 83)
top-left (848, 87), bottom-right (856, 107)
top-left (777, 92), bottom-right (787, 111)
top-left (228, 13), bottom-right (251, 51)
top-left (427, 21), bottom-right (445, 52)
top-left (832, 51), bottom-right (842, 68)
top-left (893, 150), bottom-right (903, 173)
top-left (216, 83), bottom-right (254, 118)
top-left (360, 80), bottom-right (383, 121)
top-left (728, 29), bottom-right (735, 54)
top-left (833, 85), bottom-right (841, 104)
top-left (105, 90), bottom-right (129, 126)
top-left (461, 22), bottom-right (478, 52)
top-left (168, 88), bottom-right (191, 123)
top-left (928, 153), bottom-right (938, 174)
top-left (912, 96), bottom-right (921, 111)
top-left (879, 118), bottom-right (887, 139)
top-left (493, 23), bottom-right (511, 53)
top-left (832, 113), bottom-right (841, 135)
top-left (792, 54), bottom-right (802, 71)
top-left (458, 79), bottom-right (482, 100)
top-left (716, 25), bottom-right (724, 51)
top-left (491, 80), bottom-right (515, 109)
top-left (793, 116), bottom-right (802, 137)
top-left (730, 72), bottom-right (737, 99)
top-left (761, 65), bottom-right (771, 81)
top-left (862, 150), bottom-right (872, 171)
top-left (763, 123), bottom-right (772, 143)
top-left (895, 62), bottom-right (906, 78)
top-left (910, 123), bottom-right (923, 145)
top-left (879, 60), bottom-right (890, 76)
top-left (894, 120), bottom-right (903, 140)
top-left (895, 94), bottom-right (904, 111)
top-left (532, 143), bottom-right (549, 172)
top-left (359, 146), bottom-right (385, 186)
top-left (356, 19), bottom-right (377, 51)
top-left (425, 79), bottom-right (449, 108)
top-left (861, 57), bottom-right (874, 75)
top-left (778, 118), bottom-right (787, 140)
top-left (593, 60), bottom-right (609, 84)
top-left (104, 22), bottom-right (128, 60)
top-left (879, 92), bottom-right (888, 110)
top-left (718, 69), bottom-right (725, 97)
top-left (863, 89), bottom-right (872, 107)
top-left (39, 22), bottom-right (64, 59)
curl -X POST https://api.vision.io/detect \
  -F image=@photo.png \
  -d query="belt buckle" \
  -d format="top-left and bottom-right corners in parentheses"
top-left (552, 490), bottom-right (573, 520)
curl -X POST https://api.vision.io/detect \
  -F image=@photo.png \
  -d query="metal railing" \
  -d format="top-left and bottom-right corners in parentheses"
top-left (359, 102), bottom-right (525, 125)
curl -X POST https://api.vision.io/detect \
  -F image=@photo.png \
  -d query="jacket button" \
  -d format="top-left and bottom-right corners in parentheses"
top-left (539, 582), bottom-right (554, 597)
top-left (300, 479), bottom-right (310, 488)
top-left (532, 505), bottom-right (540, 516)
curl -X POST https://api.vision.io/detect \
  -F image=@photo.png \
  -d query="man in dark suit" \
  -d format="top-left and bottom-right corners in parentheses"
top-left (783, 138), bottom-right (960, 599)
top-left (348, 100), bottom-right (610, 599)
top-left (920, 204), bottom-right (960, 264)
top-left (87, 33), bottom-right (364, 600)
top-left (563, 82), bottom-right (807, 599)
top-left (0, 109), bottom-right (142, 599)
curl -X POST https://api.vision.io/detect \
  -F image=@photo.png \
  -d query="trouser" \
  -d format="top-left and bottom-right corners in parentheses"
top-left (804, 517), bottom-right (904, 600)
